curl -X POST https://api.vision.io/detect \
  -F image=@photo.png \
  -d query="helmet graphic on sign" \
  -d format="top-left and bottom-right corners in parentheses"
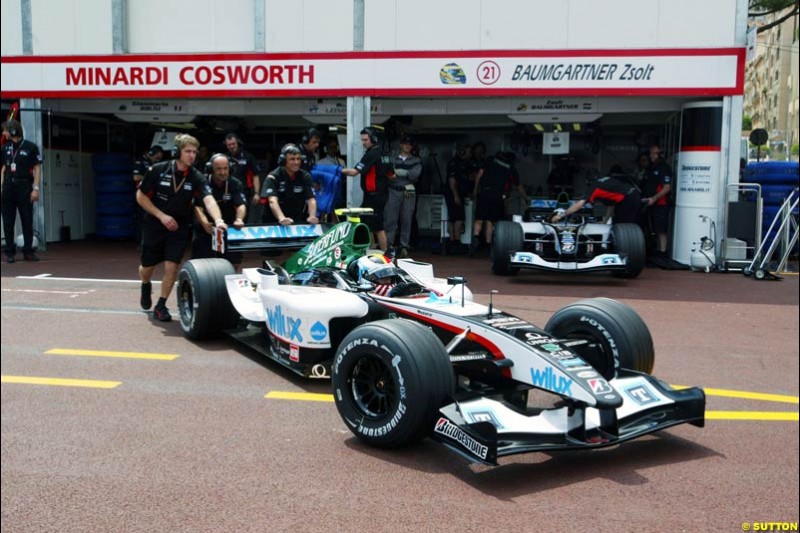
top-left (439, 63), bottom-right (466, 85)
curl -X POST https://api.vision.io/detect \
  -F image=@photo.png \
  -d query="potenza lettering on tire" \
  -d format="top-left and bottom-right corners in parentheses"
top-left (580, 315), bottom-right (620, 363)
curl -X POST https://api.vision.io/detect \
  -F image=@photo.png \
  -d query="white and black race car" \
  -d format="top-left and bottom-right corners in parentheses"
top-left (491, 201), bottom-right (646, 278)
top-left (177, 225), bottom-right (704, 464)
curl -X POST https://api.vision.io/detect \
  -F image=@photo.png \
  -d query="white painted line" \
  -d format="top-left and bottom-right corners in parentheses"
top-left (16, 275), bottom-right (162, 284)
top-left (2, 288), bottom-right (95, 296)
top-left (32, 273), bottom-right (52, 278)
top-left (2, 304), bottom-right (145, 316)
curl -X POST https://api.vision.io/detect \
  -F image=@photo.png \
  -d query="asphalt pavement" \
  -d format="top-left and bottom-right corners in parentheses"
top-left (1, 241), bottom-right (798, 532)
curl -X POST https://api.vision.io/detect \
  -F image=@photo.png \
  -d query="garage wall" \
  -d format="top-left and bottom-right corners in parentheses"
top-left (30, 0), bottom-right (112, 54)
top-left (365, 0), bottom-right (740, 51)
top-left (128, 0), bottom-right (255, 53)
top-left (1, 0), bottom-right (23, 55)
top-left (265, 0), bottom-right (354, 52)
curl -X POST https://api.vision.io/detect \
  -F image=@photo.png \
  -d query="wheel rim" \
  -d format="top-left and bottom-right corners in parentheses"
top-left (178, 279), bottom-right (194, 325)
top-left (563, 332), bottom-right (615, 379)
top-left (349, 354), bottom-right (397, 419)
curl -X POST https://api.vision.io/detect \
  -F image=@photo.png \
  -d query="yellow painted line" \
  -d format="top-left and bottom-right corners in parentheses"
top-left (706, 410), bottom-right (799, 421)
top-left (265, 391), bottom-right (334, 402)
top-left (1, 375), bottom-right (121, 389)
top-left (45, 348), bottom-right (179, 361)
top-left (778, 271), bottom-right (798, 276)
top-left (673, 385), bottom-right (799, 405)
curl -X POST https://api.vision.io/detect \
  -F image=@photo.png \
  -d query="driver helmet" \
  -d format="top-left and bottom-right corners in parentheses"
top-left (351, 254), bottom-right (400, 293)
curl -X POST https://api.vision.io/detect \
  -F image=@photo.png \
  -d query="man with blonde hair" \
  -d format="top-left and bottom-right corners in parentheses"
top-left (136, 134), bottom-right (227, 322)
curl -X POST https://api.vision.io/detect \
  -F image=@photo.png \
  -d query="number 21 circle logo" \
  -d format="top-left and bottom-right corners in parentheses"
top-left (477, 61), bottom-right (501, 85)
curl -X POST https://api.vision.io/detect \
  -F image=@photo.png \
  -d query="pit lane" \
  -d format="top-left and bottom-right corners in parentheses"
top-left (2, 242), bottom-right (797, 532)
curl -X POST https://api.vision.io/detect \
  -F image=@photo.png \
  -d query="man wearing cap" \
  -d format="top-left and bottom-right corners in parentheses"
top-left (384, 136), bottom-right (422, 257)
top-left (1, 119), bottom-right (43, 262)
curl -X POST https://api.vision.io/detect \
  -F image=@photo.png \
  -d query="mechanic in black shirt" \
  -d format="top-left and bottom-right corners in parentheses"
top-left (137, 134), bottom-right (227, 322)
top-left (132, 145), bottom-right (165, 246)
top-left (342, 128), bottom-right (392, 251)
top-left (445, 144), bottom-right (473, 249)
top-left (191, 154), bottom-right (247, 270)
top-left (224, 133), bottom-right (263, 220)
top-left (470, 152), bottom-right (523, 255)
top-left (298, 127), bottom-right (321, 173)
top-left (642, 144), bottom-right (673, 256)
top-left (261, 143), bottom-right (318, 225)
top-left (1, 119), bottom-right (42, 262)
top-left (551, 169), bottom-right (641, 224)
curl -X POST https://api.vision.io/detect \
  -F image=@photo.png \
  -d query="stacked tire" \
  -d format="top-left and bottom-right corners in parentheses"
top-left (743, 162), bottom-right (799, 253)
top-left (93, 154), bottom-right (134, 239)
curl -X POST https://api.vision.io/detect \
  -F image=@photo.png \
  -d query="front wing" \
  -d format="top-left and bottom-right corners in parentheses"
top-left (509, 251), bottom-right (628, 273)
top-left (431, 371), bottom-right (705, 465)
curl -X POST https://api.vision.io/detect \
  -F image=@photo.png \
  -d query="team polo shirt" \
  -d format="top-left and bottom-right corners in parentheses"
top-left (584, 176), bottom-right (639, 206)
top-left (644, 160), bottom-right (673, 206)
top-left (2, 139), bottom-right (42, 180)
top-left (195, 176), bottom-right (246, 224)
top-left (139, 161), bottom-right (213, 226)
top-left (262, 166), bottom-right (315, 221)
top-left (227, 148), bottom-right (262, 192)
top-left (355, 146), bottom-right (391, 195)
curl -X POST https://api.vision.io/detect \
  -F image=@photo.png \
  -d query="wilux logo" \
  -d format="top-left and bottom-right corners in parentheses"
top-left (266, 305), bottom-right (303, 342)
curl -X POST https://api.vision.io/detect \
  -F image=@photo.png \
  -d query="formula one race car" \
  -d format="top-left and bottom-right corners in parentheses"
top-left (491, 200), bottom-right (646, 278)
top-left (177, 211), bottom-right (703, 465)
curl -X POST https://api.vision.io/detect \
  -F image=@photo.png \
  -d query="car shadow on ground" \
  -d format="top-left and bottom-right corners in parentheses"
top-left (343, 431), bottom-right (720, 500)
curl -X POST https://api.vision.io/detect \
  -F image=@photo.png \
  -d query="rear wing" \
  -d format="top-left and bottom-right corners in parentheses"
top-left (213, 224), bottom-right (328, 253)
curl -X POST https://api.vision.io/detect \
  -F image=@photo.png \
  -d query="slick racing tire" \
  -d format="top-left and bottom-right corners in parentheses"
top-left (491, 221), bottom-right (523, 276)
top-left (545, 297), bottom-right (654, 380)
top-left (611, 223), bottom-right (646, 278)
top-left (178, 258), bottom-right (239, 340)
top-left (332, 319), bottom-right (454, 448)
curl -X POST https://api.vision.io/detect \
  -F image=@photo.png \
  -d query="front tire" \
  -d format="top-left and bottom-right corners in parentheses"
top-left (611, 223), bottom-right (646, 278)
top-left (545, 297), bottom-right (654, 380)
top-left (491, 221), bottom-right (523, 275)
top-left (332, 319), bottom-right (454, 448)
top-left (178, 258), bottom-right (239, 340)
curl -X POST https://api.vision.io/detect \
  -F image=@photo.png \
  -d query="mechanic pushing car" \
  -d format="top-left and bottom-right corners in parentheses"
top-left (551, 166), bottom-right (642, 224)
top-left (190, 153), bottom-right (247, 270)
top-left (137, 134), bottom-right (228, 322)
top-left (261, 143), bottom-right (319, 226)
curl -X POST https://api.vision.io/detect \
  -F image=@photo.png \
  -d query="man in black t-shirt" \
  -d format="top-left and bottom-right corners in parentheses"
top-left (224, 133), bottom-right (263, 220)
top-left (471, 152), bottom-right (524, 254)
top-left (261, 144), bottom-right (318, 225)
top-left (132, 145), bottom-right (165, 246)
top-left (642, 144), bottom-right (673, 256)
top-left (342, 128), bottom-right (392, 251)
top-left (551, 172), bottom-right (641, 224)
top-left (137, 134), bottom-right (227, 322)
top-left (1, 119), bottom-right (43, 262)
top-left (298, 128), bottom-right (321, 173)
top-left (191, 154), bottom-right (247, 269)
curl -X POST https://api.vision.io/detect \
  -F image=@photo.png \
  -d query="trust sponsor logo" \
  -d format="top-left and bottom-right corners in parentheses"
top-left (624, 384), bottom-right (659, 406)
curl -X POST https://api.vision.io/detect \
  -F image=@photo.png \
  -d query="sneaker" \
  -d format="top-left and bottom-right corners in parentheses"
top-left (4, 254), bottom-right (14, 264)
top-left (140, 282), bottom-right (152, 310)
top-left (22, 252), bottom-right (39, 262)
top-left (153, 305), bottom-right (172, 322)
top-left (399, 247), bottom-right (409, 258)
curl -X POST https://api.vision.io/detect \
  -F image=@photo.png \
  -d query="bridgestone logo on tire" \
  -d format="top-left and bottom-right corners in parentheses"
top-left (358, 403), bottom-right (407, 437)
top-left (434, 417), bottom-right (488, 460)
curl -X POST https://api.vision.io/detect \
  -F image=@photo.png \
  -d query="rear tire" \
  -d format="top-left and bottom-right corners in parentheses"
top-left (332, 319), bottom-right (454, 448)
top-left (491, 221), bottom-right (523, 275)
top-left (611, 223), bottom-right (646, 278)
top-left (178, 259), bottom-right (239, 340)
top-left (545, 297), bottom-right (654, 380)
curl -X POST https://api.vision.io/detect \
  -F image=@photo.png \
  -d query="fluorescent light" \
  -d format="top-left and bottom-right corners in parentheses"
top-left (554, 123), bottom-right (562, 132)
top-left (573, 123), bottom-right (581, 131)
top-left (534, 123), bottom-right (545, 132)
